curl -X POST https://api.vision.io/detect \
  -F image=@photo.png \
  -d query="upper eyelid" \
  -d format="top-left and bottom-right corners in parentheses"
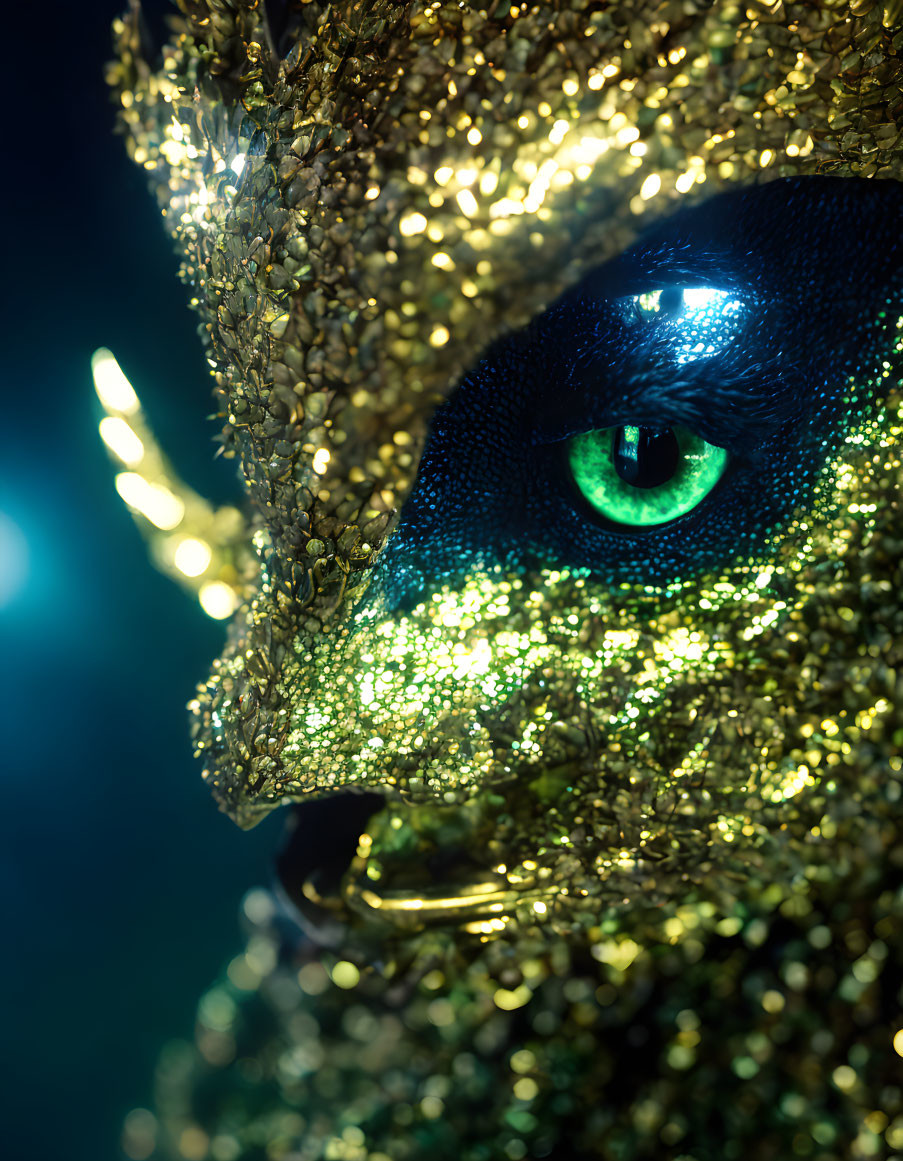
top-left (573, 256), bottom-right (752, 302)
top-left (528, 332), bottom-right (801, 455)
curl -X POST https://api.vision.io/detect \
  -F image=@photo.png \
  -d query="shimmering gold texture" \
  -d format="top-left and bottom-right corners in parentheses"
top-left (107, 2), bottom-right (903, 1159)
top-left (109, 0), bottom-right (903, 832)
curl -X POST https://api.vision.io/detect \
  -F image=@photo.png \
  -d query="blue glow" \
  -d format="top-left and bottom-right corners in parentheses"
top-left (624, 286), bottom-right (747, 365)
top-left (0, 510), bottom-right (29, 609)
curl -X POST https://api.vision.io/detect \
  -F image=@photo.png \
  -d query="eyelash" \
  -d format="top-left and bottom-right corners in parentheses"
top-left (528, 319), bottom-right (786, 462)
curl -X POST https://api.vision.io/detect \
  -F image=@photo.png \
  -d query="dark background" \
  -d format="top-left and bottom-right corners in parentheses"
top-left (1, 4), bottom-right (278, 1157)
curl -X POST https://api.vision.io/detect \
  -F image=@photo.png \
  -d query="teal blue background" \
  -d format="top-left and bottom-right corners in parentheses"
top-left (1, 4), bottom-right (279, 1156)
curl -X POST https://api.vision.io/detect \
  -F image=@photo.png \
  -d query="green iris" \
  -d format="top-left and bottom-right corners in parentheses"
top-left (567, 424), bottom-right (728, 528)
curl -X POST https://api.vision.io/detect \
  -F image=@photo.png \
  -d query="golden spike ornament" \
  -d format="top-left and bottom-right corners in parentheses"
top-left (93, 347), bottom-right (256, 616)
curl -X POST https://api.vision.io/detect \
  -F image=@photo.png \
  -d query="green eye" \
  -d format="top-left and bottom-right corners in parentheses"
top-left (567, 424), bottom-right (728, 528)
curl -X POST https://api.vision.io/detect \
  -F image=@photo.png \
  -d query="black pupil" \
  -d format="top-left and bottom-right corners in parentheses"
top-left (612, 426), bottom-right (680, 490)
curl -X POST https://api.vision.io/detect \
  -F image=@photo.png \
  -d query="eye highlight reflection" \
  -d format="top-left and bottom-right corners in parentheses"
top-left (617, 286), bottom-right (747, 363)
top-left (567, 423), bottom-right (729, 528)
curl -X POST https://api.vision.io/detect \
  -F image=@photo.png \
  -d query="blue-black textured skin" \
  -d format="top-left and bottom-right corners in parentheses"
top-left (379, 177), bottom-right (903, 604)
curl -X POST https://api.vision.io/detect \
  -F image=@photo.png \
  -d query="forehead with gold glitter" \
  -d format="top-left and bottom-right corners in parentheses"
top-left (102, 1), bottom-right (903, 939)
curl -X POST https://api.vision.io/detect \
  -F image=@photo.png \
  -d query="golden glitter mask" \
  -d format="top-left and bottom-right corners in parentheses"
top-left (106, 10), bottom-right (903, 1155)
top-left (101, 2), bottom-right (903, 886)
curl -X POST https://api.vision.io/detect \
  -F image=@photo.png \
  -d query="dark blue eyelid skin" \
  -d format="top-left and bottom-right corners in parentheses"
top-left (528, 317), bottom-right (800, 455)
top-left (374, 176), bottom-right (903, 607)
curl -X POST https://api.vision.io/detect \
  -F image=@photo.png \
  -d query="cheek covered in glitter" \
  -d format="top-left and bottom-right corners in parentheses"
top-left (284, 568), bottom-right (714, 802)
